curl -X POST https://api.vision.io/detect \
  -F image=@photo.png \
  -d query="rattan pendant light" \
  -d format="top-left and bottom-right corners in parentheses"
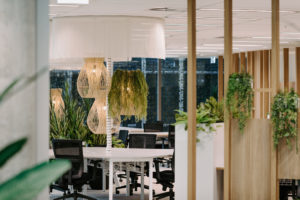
top-left (77, 57), bottom-right (111, 134)
top-left (77, 58), bottom-right (110, 98)
top-left (87, 94), bottom-right (108, 134)
top-left (50, 88), bottom-right (65, 119)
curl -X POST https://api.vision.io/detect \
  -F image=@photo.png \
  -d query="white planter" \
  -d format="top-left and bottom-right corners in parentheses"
top-left (175, 123), bottom-right (224, 200)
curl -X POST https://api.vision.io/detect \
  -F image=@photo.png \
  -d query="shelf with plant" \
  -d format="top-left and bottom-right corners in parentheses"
top-left (226, 73), bottom-right (254, 133)
top-left (108, 69), bottom-right (148, 121)
top-left (271, 89), bottom-right (298, 151)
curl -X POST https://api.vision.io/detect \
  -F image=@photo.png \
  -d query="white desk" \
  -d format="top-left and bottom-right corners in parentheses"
top-left (49, 147), bottom-right (173, 200)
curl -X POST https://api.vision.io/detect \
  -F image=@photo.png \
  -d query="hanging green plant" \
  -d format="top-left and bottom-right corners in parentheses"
top-left (108, 69), bottom-right (148, 121)
top-left (226, 73), bottom-right (254, 133)
top-left (271, 89), bottom-right (298, 151)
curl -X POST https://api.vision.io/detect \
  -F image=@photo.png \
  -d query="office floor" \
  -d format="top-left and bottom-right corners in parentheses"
top-left (50, 176), bottom-right (170, 200)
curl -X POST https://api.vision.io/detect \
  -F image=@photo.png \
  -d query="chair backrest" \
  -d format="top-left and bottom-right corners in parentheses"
top-left (144, 121), bottom-right (164, 132)
top-left (52, 139), bottom-right (84, 179)
top-left (128, 134), bottom-right (157, 149)
top-left (118, 130), bottom-right (129, 147)
top-left (168, 125), bottom-right (175, 148)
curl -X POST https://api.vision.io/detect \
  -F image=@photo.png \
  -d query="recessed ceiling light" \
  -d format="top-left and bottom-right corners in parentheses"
top-left (57, 0), bottom-right (89, 5)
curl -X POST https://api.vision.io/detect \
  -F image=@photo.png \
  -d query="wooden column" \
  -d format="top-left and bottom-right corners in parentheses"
top-left (224, 0), bottom-right (232, 199)
top-left (271, 0), bottom-right (280, 198)
top-left (218, 56), bottom-right (224, 101)
top-left (240, 52), bottom-right (246, 72)
top-left (263, 50), bottom-right (270, 118)
top-left (283, 48), bottom-right (289, 91)
top-left (157, 59), bottom-right (162, 121)
top-left (187, 0), bottom-right (197, 199)
top-left (260, 51), bottom-right (264, 119)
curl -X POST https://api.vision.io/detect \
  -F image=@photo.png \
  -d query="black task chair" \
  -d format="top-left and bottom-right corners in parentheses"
top-left (143, 121), bottom-right (164, 132)
top-left (116, 134), bottom-right (157, 195)
top-left (168, 125), bottom-right (175, 149)
top-left (118, 130), bottom-right (129, 147)
top-left (50, 139), bottom-right (97, 200)
top-left (154, 152), bottom-right (175, 200)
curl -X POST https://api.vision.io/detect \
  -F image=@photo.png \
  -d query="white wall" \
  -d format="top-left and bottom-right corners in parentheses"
top-left (0, 0), bottom-right (49, 199)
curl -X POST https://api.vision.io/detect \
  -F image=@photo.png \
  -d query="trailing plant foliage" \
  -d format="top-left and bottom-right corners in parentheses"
top-left (0, 73), bottom-right (70, 200)
top-left (226, 73), bottom-right (254, 133)
top-left (50, 82), bottom-right (89, 141)
top-left (199, 97), bottom-right (224, 122)
top-left (271, 89), bottom-right (298, 150)
top-left (108, 70), bottom-right (148, 121)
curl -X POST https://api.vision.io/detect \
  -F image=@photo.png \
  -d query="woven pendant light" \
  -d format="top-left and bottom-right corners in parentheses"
top-left (87, 94), bottom-right (107, 134)
top-left (77, 58), bottom-right (111, 98)
top-left (50, 88), bottom-right (65, 119)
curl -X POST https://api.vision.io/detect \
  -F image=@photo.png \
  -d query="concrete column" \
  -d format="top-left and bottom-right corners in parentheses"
top-left (0, 1), bottom-right (49, 199)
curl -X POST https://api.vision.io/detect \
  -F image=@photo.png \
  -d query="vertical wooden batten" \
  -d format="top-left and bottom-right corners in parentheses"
top-left (271, 0), bottom-right (280, 198)
top-left (260, 51), bottom-right (264, 118)
top-left (263, 50), bottom-right (270, 118)
top-left (296, 47), bottom-right (300, 127)
top-left (240, 52), bottom-right (246, 72)
top-left (187, 0), bottom-right (197, 199)
top-left (218, 56), bottom-right (224, 101)
top-left (247, 51), bottom-right (253, 75)
top-left (224, 0), bottom-right (232, 199)
top-left (283, 48), bottom-right (289, 91)
top-left (233, 53), bottom-right (239, 73)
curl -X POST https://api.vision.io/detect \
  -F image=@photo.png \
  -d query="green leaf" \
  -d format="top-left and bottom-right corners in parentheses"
top-left (0, 138), bottom-right (27, 168)
top-left (0, 160), bottom-right (71, 200)
top-left (0, 78), bottom-right (21, 104)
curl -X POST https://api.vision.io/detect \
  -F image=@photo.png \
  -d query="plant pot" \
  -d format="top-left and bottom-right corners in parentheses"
top-left (175, 123), bottom-right (224, 200)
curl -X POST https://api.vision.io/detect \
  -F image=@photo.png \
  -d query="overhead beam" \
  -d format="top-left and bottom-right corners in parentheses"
top-left (218, 56), bottom-right (224, 101)
top-left (271, 0), bottom-right (280, 199)
top-left (224, 0), bottom-right (232, 199)
top-left (187, 0), bottom-right (197, 199)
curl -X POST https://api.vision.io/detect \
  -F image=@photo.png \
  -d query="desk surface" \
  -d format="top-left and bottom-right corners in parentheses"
top-left (50, 147), bottom-right (173, 162)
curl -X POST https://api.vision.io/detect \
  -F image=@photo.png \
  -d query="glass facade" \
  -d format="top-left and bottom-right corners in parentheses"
top-left (50, 57), bottom-right (219, 128)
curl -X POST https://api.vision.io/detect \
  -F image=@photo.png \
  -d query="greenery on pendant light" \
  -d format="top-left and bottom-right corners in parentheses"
top-left (226, 73), bottom-right (254, 133)
top-left (271, 89), bottom-right (298, 151)
top-left (108, 69), bottom-right (148, 121)
top-left (0, 71), bottom-right (71, 200)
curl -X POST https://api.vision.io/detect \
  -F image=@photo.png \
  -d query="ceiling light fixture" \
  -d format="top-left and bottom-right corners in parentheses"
top-left (57, 0), bottom-right (89, 5)
top-left (49, 4), bottom-right (79, 7)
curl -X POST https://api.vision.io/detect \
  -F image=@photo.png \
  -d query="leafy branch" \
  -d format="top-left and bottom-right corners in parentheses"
top-left (226, 73), bottom-right (254, 133)
top-left (271, 89), bottom-right (298, 151)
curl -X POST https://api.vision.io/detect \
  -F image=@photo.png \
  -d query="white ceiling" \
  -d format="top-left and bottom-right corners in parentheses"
top-left (49, 0), bottom-right (300, 57)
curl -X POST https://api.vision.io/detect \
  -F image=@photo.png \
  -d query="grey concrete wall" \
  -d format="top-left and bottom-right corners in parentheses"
top-left (0, 0), bottom-right (43, 184)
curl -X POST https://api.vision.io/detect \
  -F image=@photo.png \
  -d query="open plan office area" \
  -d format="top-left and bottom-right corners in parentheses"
top-left (1, 0), bottom-right (300, 200)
